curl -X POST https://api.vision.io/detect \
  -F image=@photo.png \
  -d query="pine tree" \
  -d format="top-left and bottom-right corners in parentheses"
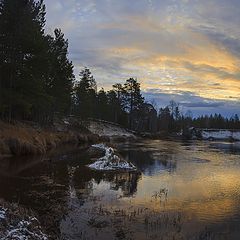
top-left (108, 83), bottom-right (125, 123)
top-left (0, 0), bottom-right (47, 121)
top-left (107, 87), bottom-right (128, 125)
top-left (123, 78), bottom-right (144, 129)
top-left (46, 29), bottom-right (74, 116)
top-left (75, 68), bottom-right (97, 118)
top-left (97, 88), bottom-right (108, 120)
top-left (158, 107), bottom-right (171, 132)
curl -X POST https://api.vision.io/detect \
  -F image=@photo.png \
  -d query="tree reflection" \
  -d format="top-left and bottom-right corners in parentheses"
top-left (121, 149), bottom-right (177, 176)
top-left (73, 166), bottom-right (141, 198)
top-left (210, 142), bottom-right (240, 155)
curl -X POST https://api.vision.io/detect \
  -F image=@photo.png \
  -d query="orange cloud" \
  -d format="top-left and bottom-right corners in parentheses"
top-left (101, 29), bottom-right (240, 101)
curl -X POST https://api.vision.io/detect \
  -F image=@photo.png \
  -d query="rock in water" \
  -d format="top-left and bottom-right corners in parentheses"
top-left (88, 144), bottom-right (136, 171)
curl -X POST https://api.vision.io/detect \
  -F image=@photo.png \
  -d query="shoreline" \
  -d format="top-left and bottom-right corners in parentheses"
top-left (0, 118), bottom-right (139, 158)
top-left (1, 119), bottom-right (238, 159)
top-left (0, 120), bottom-right (108, 158)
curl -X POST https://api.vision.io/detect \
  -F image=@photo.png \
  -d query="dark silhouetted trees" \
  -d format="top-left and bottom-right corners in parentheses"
top-left (46, 29), bottom-right (74, 116)
top-left (0, 0), bottom-right (47, 120)
top-left (190, 114), bottom-right (240, 129)
top-left (75, 68), bottom-right (97, 119)
top-left (0, 0), bottom-right (239, 133)
top-left (74, 73), bottom-right (150, 130)
top-left (122, 78), bottom-right (144, 129)
top-left (157, 101), bottom-right (240, 132)
top-left (0, 0), bottom-right (74, 122)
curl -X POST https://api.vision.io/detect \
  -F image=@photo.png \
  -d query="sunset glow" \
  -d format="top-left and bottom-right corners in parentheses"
top-left (45, 0), bottom-right (240, 115)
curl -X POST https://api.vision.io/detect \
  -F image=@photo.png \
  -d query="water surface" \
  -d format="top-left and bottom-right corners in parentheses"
top-left (0, 140), bottom-right (240, 239)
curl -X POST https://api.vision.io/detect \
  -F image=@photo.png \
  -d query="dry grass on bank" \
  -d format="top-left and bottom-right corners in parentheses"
top-left (0, 121), bottom-right (101, 157)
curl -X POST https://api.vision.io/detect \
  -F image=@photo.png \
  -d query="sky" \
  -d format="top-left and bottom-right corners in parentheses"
top-left (44, 0), bottom-right (240, 117)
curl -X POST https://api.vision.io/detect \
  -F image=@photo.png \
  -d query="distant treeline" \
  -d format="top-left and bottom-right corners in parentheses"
top-left (158, 102), bottom-right (240, 132)
top-left (0, 0), bottom-right (239, 132)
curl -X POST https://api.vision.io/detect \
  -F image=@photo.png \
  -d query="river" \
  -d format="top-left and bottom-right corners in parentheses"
top-left (0, 139), bottom-right (240, 240)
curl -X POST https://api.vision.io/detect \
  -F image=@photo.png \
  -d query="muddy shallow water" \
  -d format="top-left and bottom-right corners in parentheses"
top-left (0, 140), bottom-right (240, 239)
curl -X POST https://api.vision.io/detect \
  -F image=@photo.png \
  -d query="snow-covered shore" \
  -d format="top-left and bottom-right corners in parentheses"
top-left (201, 129), bottom-right (240, 141)
top-left (85, 119), bottom-right (136, 140)
top-left (0, 201), bottom-right (48, 239)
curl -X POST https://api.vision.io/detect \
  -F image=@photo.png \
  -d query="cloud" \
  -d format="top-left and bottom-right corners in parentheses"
top-left (44, 0), bottom-right (240, 115)
top-left (143, 89), bottom-right (240, 117)
top-left (181, 102), bottom-right (225, 108)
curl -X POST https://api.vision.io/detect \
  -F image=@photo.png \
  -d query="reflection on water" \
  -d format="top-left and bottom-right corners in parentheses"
top-left (210, 142), bottom-right (240, 155)
top-left (121, 150), bottom-right (177, 176)
top-left (0, 140), bottom-right (240, 239)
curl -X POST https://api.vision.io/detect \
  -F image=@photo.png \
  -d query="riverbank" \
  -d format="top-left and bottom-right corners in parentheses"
top-left (84, 119), bottom-right (137, 141)
top-left (181, 127), bottom-right (240, 141)
top-left (0, 119), bottom-right (104, 158)
top-left (0, 199), bottom-right (48, 239)
top-left (0, 118), bottom-right (139, 158)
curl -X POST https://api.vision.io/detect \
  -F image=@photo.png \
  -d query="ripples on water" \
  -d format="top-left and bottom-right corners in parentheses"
top-left (0, 140), bottom-right (240, 239)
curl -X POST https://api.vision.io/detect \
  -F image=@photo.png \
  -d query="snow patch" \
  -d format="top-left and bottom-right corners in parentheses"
top-left (87, 120), bottom-right (135, 138)
top-left (91, 143), bottom-right (108, 150)
top-left (5, 219), bottom-right (48, 240)
top-left (0, 205), bottom-right (48, 240)
top-left (88, 159), bottom-right (136, 171)
top-left (63, 120), bottom-right (70, 125)
top-left (4, 218), bottom-right (48, 240)
top-left (88, 144), bottom-right (137, 171)
top-left (202, 130), bottom-right (240, 141)
top-left (0, 207), bottom-right (7, 220)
